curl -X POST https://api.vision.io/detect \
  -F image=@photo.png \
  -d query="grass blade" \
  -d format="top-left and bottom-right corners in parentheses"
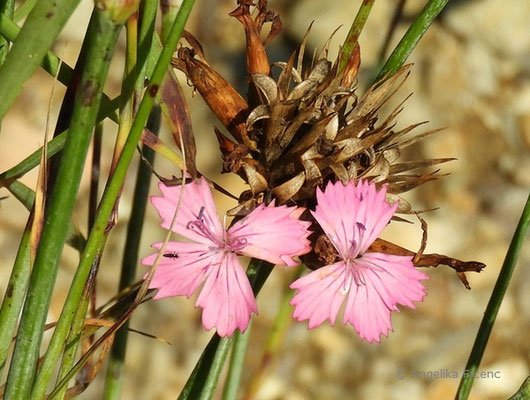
top-left (508, 377), bottom-right (530, 400)
top-left (0, 0), bottom-right (81, 121)
top-left (0, 0), bottom-right (14, 65)
top-left (103, 107), bottom-right (161, 400)
top-left (373, 0), bottom-right (449, 83)
top-left (178, 259), bottom-right (274, 400)
top-left (3, 9), bottom-right (122, 399)
top-left (13, 0), bottom-right (37, 22)
top-left (338, 0), bottom-right (374, 72)
top-left (456, 193), bottom-right (530, 399)
top-left (221, 325), bottom-right (251, 400)
top-left (244, 268), bottom-right (302, 399)
top-left (0, 217), bottom-right (31, 376)
top-left (0, 14), bottom-right (120, 122)
top-left (27, 1), bottom-right (195, 397)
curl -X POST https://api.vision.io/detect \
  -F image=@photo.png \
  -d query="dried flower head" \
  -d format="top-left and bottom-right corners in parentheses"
top-left (172, 0), bottom-right (484, 286)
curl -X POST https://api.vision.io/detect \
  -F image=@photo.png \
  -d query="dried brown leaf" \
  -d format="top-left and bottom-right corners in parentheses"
top-left (159, 70), bottom-right (197, 177)
top-left (178, 48), bottom-right (255, 149)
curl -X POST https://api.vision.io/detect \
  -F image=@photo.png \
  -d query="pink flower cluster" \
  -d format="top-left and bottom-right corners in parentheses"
top-left (142, 178), bottom-right (428, 342)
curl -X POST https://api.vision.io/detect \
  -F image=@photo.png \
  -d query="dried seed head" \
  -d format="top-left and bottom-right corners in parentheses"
top-left (175, 47), bottom-right (256, 149)
top-left (175, 5), bottom-right (451, 213)
top-left (172, 4), bottom-right (484, 283)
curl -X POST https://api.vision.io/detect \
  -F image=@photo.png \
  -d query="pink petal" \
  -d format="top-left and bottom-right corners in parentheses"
top-left (290, 253), bottom-right (428, 343)
top-left (343, 253), bottom-right (428, 343)
top-left (151, 177), bottom-right (224, 244)
top-left (196, 252), bottom-right (257, 337)
top-left (141, 241), bottom-right (216, 299)
top-left (290, 262), bottom-right (349, 328)
top-left (311, 180), bottom-right (397, 258)
top-left (228, 202), bottom-right (311, 266)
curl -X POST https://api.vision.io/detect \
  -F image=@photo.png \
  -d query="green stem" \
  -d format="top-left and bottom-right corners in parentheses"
top-left (0, 13), bottom-right (120, 123)
top-left (103, 107), bottom-right (161, 400)
top-left (456, 193), bottom-right (530, 399)
top-left (54, 249), bottom-right (102, 400)
top-left (13, 0), bottom-right (37, 22)
top-left (338, 0), bottom-right (375, 72)
top-left (0, 216), bottom-right (32, 376)
top-left (0, 0), bottom-right (14, 65)
top-left (372, 0), bottom-right (406, 78)
top-left (6, 180), bottom-right (86, 252)
top-left (0, 0), bottom-right (81, 122)
top-left (373, 0), bottom-right (449, 83)
top-left (89, 123), bottom-right (103, 231)
top-left (221, 324), bottom-right (251, 400)
top-left (178, 259), bottom-right (274, 400)
top-left (6, 179), bottom-right (35, 208)
top-left (30, 2), bottom-right (195, 398)
top-left (3, 11), bottom-right (122, 400)
top-left (160, 0), bottom-right (182, 43)
top-left (508, 377), bottom-right (530, 400)
top-left (245, 268), bottom-right (302, 399)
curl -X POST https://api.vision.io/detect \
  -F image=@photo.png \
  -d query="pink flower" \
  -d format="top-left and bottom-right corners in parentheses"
top-left (142, 177), bottom-right (311, 337)
top-left (290, 180), bottom-right (428, 343)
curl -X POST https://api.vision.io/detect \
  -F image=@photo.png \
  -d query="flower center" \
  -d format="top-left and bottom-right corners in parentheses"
top-left (345, 222), bottom-right (367, 260)
top-left (186, 207), bottom-right (248, 252)
top-left (340, 259), bottom-right (367, 294)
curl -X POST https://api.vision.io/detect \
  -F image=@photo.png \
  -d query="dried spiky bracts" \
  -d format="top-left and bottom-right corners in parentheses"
top-left (169, 0), bottom-right (483, 287)
top-left (173, 4), bottom-right (451, 213)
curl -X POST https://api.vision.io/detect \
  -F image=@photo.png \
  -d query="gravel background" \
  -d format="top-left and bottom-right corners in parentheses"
top-left (0, 0), bottom-right (529, 399)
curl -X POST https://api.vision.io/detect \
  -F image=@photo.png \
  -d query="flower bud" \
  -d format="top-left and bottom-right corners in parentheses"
top-left (95, 0), bottom-right (140, 25)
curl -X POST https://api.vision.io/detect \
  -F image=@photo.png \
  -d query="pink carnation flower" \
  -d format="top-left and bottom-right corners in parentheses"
top-left (290, 180), bottom-right (428, 343)
top-left (142, 177), bottom-right (311, 337)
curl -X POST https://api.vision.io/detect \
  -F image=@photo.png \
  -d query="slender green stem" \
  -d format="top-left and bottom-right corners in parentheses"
top-left (222, 325), bottom-right (251, 400)
top-left (0, 14), bottom-right (120, 123)
top-left (373, 0), bottom-right (449, 83)
top-left (372, 0), bottom-right (406, 80)
top-left (13, 0), bottom-right (37, 22)
top-left (103, 107), bottom-right (161, 400)
top-left (88, 122), bottom-right (103, 318)
top-left (5, 180), bottom-right (86, 252)
top-left (338, 0), bottom-right (374, 72)
top-left (0, 133), bottom-right (65, 183)
top-left (0, 216), bottom-right (32, 376)
top-left (456, 193), bottom-right (530, 399)
top-left (245, 268), bottom-right (302, 399)
top-left (0, 0), bottom-right (14, 65)
top-left (0, 0), bottom-right (82, 122)
top-left (160, 0), bottom-right (182, 43)
top-left (54, 250), bottom-right (102, 400)
top-left (112, 13), bottom-right (138, 170)
top-left (28, 2), bottom-right (195, 398)
top-left (178, 259), bottom-right (274, 400)
top-left (0, 14), bottom-right (72, 91)
top-left (6, 180), bottom-right (35, 208)
top-left (4, 11), bottom-right (122, 400)
top-left (508, 377), bottom-right (530, 400)
top-left (135, 0), bottom-right (158, 99)
top-left (89, 123), bottom-right (103, 231)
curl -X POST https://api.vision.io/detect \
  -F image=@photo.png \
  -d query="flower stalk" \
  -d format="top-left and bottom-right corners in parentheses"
top-left (338, 0), bottom-right (374, 73)
top-left (374, 0), bottom-right (449, 83)
top-left (0, 0), bottom-right (82, 122)
top-left (456, 193), bottom-right (530, 399)
top-left (4, 8), bottom-right (123, 400)
top-left (24, 0), bottom-right (195, 396)
top-left (103, 107), bottom-right (161, 400)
